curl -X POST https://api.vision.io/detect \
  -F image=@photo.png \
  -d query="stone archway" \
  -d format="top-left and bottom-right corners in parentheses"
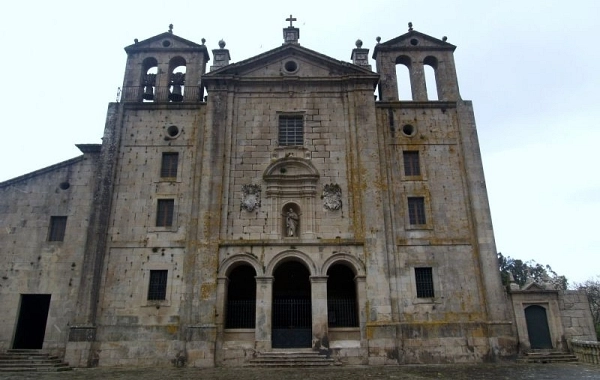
top-left (272, 260), bottom-right (312, 348)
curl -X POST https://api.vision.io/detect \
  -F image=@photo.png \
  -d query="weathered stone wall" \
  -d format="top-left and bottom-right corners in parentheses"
top-left (0, 154), bottom-right (97, 356)
top-left (91, 105), bottom-right (206, 366)
top-left (559, 290), bottom-right (596, 343)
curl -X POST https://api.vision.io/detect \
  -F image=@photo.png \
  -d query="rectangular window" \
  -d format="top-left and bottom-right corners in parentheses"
top-left (278, 115), bottom-right (303, 146)
top-left (156, 199), bottom-right (174, 227)
top-left (160, 152), bottom-right (179, 178)
top-left (48, 216), bottom-right (67, 241)
top-left (415, 267), bottom-right (434, 298)
top-left (407, 197), bottom-right (426, 225)
top-left (403, 151), bottom-right (420, 176)
top-left (147, 270), bottom-right (168, 300)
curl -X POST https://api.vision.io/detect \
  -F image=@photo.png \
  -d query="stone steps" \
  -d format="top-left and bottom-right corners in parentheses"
top-left (0, 349), bottom-right (72, 372)
top-left (518, 351), bottom-right (578, 364)
top-left (247, 350), bottom-right (341, 367)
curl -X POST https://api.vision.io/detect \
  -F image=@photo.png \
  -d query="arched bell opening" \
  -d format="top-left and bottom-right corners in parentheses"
top-left (395, 55), bottom-right (412, 100)
top-left (168, 56), bottom-right (186, 102)
top-left (142, 57), bottom-right (158, 102)
top-left (225, 264), bottom-right (256, 329)
top-left (282, 203), bottom-right (301, 238)
top-left (423, 56), bottom-right (439, 101)
top-left (272, 260), bottom-right (312, 348)
top-left (327, 264), bottom-right (359, 327)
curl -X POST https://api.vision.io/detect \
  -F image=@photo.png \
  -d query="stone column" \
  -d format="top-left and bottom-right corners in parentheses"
top-left (255, 276), bottom-right (273, 351)
top-left (410, 61), bottom-right (428, 101)
top-left (310, 276), bottom-right (329, 349)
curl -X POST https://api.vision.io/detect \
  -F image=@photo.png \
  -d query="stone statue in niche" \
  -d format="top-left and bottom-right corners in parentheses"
top-left (285, 208), bottom-right (299, 237)
top-left (240, 184), bottom-right (261, 212)
top-left (323, 183), bottom-right (342, 211)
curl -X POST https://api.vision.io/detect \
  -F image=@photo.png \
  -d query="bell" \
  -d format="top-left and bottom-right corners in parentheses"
top-left (142, 85), bottom-right (154, 100)
top-left (169, 85), bottom-right (183, 102)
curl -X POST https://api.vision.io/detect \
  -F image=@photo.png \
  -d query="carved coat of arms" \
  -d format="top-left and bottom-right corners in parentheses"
top-left (241, 184), bottom-right (261, 212)
top-left (323, 183), bottom-right (342, 211)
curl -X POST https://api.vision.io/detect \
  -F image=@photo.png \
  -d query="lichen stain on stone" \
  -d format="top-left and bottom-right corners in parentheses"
top-left (166, 325), bottom-right (179, 335)
top-left (201, 283), bottom-right (216, 299)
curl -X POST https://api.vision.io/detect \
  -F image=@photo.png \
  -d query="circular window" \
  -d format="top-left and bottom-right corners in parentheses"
top-left (402, 124), bottom-right (416, 137)
top-left (166, 125), bottom-right (180, 138)
top-left (162, 40), bottom-right (171, 47)
top-left (59, 182), bottom-right (70, 190)
top-left (410, 38), bottom-right (419, 46)
top-left (284, 60), bottom-right (298, 73)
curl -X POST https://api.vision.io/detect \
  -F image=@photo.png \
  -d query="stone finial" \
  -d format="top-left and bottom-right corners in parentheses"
top-left (219, 39), bottom-right (226, 49)
top-left (168, 24), bottom-right (173, 33)
top-left (442, 36), bottom-right (448, 42)
top-left (134, 38), bottom-right (138, 44)
top-left (351, 38), bottom-right (371, 70)
top-left (201, 38), bottom-right (206, 45)
top-left (408, 22), bottom-right (413, 31)
top-left (376, 36), bottom-right (381, 44)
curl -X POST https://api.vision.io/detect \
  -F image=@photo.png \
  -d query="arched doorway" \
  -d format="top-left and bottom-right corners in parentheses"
top-left (225, 265), bottom-right (256, 329)
top-left (327, 264), bottom-right (358, 327)
top-left (272, 260), bottom-right (311, 348)
top-left (525, 305), bottom-right (552, 349)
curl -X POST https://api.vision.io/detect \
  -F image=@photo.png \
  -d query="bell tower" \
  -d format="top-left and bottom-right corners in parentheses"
top-left (120, 24), bottom-right (210, 103)
top-left (373, 23), bottom-right (460, 102)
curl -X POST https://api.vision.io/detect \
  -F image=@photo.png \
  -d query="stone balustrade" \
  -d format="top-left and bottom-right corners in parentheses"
top-left (572, 340), bottom-right (600, 364)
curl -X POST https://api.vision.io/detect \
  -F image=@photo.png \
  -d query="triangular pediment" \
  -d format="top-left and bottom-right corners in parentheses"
top-left (205, 44), bottom-right (376, 79)
top-left (124, 32), bottom-right (207, 53)
top-left (373, 30), bottom-right (456, 59)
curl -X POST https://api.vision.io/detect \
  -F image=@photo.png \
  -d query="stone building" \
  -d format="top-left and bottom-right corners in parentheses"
top-left (0, 21), bottom-right (595, 367)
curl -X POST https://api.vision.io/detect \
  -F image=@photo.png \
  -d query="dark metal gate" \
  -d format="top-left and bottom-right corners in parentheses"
top-left (525, 305), bottom-right (553, 349)
top-left (272, 298), bottom-right (312, 348)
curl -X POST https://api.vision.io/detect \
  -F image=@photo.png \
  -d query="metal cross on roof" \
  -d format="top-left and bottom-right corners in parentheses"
top-left (286, 15), bottom-right (297, 27)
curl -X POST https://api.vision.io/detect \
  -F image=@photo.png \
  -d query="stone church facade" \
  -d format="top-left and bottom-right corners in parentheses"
top-left (0, 21), bottom-right (595, 367)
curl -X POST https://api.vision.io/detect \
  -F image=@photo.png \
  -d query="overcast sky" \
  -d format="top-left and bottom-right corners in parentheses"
top-left (0, 1), bottom-right (597, 285)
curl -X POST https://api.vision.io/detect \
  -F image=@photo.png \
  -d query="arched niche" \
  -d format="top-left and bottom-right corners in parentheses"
top-left (282, 203), bottom-right (301, 238)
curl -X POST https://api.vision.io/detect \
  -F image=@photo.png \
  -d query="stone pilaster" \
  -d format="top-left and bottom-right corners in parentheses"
top-left (255, 276), bottom-right (274, 351)
top-left (310, 276), bottom-right (329, 349)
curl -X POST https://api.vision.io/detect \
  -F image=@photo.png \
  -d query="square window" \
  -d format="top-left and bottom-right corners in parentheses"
top-left (160, 152), bottom-right (179, 178)
top-left (156, 199), bottom-right (174, 227)
top-left (48, 216), bottom-right (67, 241)
top-left (278, 115), bottom-right (303, 146)
top-left (415, 267), bottom-right (434, 298)
top-left (403, 151), bottom-right (420, 176)
top-left (407, 197), bottom-right (426, 225)
top-left (148, 270), bottom-right (168, 300)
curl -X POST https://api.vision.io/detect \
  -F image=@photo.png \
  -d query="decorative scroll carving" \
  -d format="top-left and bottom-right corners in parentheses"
top-left (323, 183), bottom-right (342, 211)
top-left (241, 184), bottom-right (261, 212)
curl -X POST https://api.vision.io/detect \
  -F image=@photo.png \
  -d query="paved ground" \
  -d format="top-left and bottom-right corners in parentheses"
top-left (1, 363), bottom-right (599, 380)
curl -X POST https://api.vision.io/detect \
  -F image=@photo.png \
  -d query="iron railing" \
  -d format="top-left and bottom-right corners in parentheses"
top-left (328, 298), bottom-right (358, 327)
top-left (273, 298), bottom-right (311, 328)
top-left (119, 86), bottom-right (204, 103)
top-left (225, 299), bottom-right (256, 329)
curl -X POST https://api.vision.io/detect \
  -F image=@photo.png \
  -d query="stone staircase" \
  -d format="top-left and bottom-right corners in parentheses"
top-left (518, 350), bottom-right (578, 364)
top-left (0, 349), bottom-right (72, 372)
top-left (247, 349), bottom-right (340, 367)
